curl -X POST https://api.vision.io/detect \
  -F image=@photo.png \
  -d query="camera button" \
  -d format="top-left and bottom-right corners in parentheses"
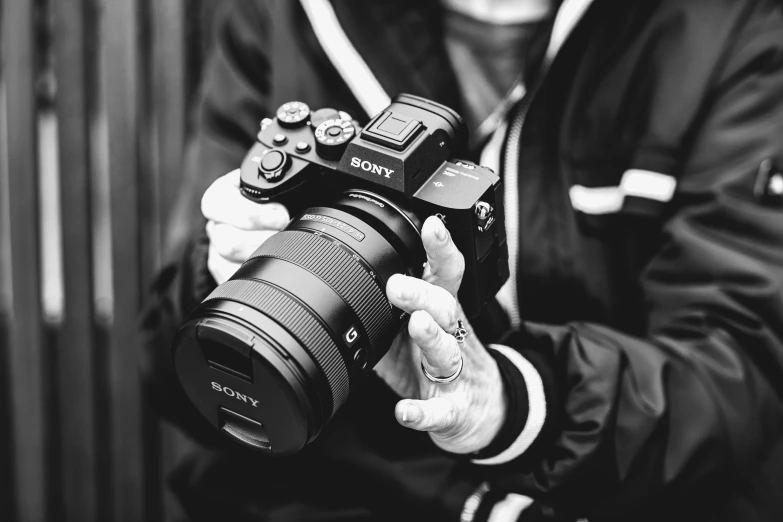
top-left (314, 119), bottom-right (355, 159)
top-left (258, 149), bottom-right (289, 182)
top-left (295, 141), bottom-right (311, 153)
top-left (273, 133), bottom-right (288, 145)
top-left (276, 101), bottom-right (310, 128)
top-left (353, 348), bottom-right (368, 373)
top-left (474, 201), bottom-right (495, 232)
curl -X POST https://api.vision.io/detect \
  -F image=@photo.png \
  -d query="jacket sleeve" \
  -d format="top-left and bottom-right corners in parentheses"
top-left (472, 12), bottom-right (783, 521)
top-left (140, 0), bottom-right (272, 445)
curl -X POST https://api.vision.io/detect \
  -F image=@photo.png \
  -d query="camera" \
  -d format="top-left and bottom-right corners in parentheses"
top-left (171, 94), bottom-right (508, 455)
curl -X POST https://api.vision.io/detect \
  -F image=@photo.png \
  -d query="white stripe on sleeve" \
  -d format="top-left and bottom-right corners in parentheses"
top-left (569, 170), bottom-right (677, 215)
top-left (620, 169), bottom-right (677, 202)
top-left (569, 185), bottom-right (624, 215)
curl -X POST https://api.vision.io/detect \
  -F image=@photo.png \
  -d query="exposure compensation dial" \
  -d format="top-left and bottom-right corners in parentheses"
top-left (314, 119), bottom-right (355, 159)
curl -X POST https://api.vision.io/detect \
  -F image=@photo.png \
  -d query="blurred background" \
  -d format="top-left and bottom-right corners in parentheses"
top-left (0, 0), bottom-right (222, 520)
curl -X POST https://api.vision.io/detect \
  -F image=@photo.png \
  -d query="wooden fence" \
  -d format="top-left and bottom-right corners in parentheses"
top-left (0, 0), bottom-right (215, 520)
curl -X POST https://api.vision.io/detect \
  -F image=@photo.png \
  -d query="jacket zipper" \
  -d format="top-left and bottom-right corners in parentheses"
top-left (502, 70), bottom-right (546, 329)
top-left (502, 0), bottom-right (593, 328)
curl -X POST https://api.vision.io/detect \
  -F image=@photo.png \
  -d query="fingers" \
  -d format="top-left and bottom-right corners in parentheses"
top-left (421, 216), bottom-right (465, 296)
top-left (395, 397), bottom-right (458, 435)
top-left (201, 170), bottom-right (289, 230)
top-left (206, 221), bottom-right (278, 263)
top-left (387, 274), bottom-right (459, 333)
top-left (202, 169), bottom-right (289, 284)
top-left (207, 244), bottom-right (242, 285)
top-left (408, 310), bottom-right (462, 379)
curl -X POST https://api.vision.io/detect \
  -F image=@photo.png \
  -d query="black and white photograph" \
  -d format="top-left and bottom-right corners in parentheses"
top-left (1, 0), bottom-right (783, 521)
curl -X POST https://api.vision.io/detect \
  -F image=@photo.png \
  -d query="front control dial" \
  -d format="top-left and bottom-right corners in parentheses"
top-left (314, 119), bottom-right (355, 159)
top-left (276, 101), bottom-right (310, 128)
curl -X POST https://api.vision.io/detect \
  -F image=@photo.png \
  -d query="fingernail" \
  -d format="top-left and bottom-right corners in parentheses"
top-left (434, 219), bottom-right (447, 241)
top-left (401, 403), bottom-right (420, 423)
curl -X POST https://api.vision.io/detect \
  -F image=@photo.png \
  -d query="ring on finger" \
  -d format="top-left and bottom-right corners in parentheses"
top-left (452, 319), bottom-right (469, 344)
top-left (420, 354), bottom-right (463, 384)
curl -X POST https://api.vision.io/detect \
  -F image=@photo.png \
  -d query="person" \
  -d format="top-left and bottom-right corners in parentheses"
top-left (142, 0), bottom-right (783, 520)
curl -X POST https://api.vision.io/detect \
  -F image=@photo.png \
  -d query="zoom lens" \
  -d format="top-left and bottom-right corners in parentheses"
top-left (172, 190), bottom-right (423, 455)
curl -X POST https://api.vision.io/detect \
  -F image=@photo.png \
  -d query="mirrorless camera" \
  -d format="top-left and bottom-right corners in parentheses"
top-left (171, 94), bottom-right (507, 455)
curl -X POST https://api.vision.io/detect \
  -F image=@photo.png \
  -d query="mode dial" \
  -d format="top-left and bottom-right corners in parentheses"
top-left (276, 101), bottom-right (310, 128)
top-left (314, 119), bottom-right (355, 159)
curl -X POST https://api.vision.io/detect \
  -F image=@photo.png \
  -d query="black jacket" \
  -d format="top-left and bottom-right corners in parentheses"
top-left (143, 0), bottom-right (783, 520)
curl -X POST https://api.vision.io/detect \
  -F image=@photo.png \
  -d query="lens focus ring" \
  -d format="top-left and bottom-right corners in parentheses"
top-left (203, 279), bottom-right (350, 413)
top-left (249, 230), bottom-right (394, 352)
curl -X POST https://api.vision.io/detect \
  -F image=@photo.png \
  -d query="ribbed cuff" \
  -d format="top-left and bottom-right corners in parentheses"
top-left (471, 345), bottom-right (547, 465)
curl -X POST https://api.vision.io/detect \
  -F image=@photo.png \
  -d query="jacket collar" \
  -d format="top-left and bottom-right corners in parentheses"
top-left (298, 0), bottom-right (594, 140)
top-left (300, 0), bottom-right (464, 117)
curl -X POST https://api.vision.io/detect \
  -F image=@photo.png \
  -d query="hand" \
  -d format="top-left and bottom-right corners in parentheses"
top-left (374, 216), bottom-right (507, 455)
top-left (201, 169), bottom-right (290, 284)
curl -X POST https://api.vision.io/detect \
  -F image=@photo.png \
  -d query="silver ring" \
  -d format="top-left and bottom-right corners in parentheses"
top-left (453, 319), bottom-right (468, 344)
top-left (421, 355), bottom-right (463, 384)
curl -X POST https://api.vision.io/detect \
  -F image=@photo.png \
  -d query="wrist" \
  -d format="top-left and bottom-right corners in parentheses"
top-left (473, 355), bottom-right (509, 450)
top-left (470, 345), bottom-right (547, 464)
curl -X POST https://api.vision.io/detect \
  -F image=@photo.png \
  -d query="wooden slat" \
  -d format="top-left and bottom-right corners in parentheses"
top-left (2, 0), bottom-right (47, 521)
top-left (136, 0), bottom-right (158, 299)
top-left (152, 0), bottom-right (187, 246)
top-left (103, 0), bottom-right (145, 520)
top-left (52, 1), bottom-right (100, 520)
top-left (145, 3), bottom-right (188, 519)
top-left (0, 65), bottom-right (18, 522)
top-left (0, 48), bottom-right (12, 326)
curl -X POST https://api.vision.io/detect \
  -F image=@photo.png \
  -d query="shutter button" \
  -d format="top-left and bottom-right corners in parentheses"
top-left (258, 149), bottom-right (289, 182)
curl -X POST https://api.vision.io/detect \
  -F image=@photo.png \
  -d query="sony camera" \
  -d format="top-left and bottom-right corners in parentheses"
top-left (171, 94), bottom-right (507, 455)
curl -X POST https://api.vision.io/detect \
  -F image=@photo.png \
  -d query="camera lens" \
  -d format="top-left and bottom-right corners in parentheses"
top-left (172, 190), bottom-right (423, 455)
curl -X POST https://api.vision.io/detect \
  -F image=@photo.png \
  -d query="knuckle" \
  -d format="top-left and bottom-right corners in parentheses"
top-left (433, 324), bottom-right (453, 352)
top-left (453, 250), bottom-right (465, 278)
top-left (200, 186), bottom-right (215, 211)
top-left (424, 406), bottom-right (443, 431)
top-left (444, 298), bottom-right (459, 331)
top-left (261, 203), bottom-right (289, 226)
top-left (446, 337), bottom-right (462, 366)
top-left (435, 401), bottom-right (457, 433)
top-left (417, 282), bottom-right (434, 309)
top-left (408, 311), bottom-right (433, 342)
top-left (217, 245), bottom-right (239, 261)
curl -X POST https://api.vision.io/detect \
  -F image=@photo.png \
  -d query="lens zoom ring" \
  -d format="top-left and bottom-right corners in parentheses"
top-left (203, 279), bottom-right (349, 412)
top-left (250, 231), bottom-right (394, 351)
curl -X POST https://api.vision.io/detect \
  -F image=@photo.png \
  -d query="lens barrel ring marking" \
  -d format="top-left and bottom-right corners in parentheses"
top-left (203, 279), bottom-right (350, 413)
top-left (248, 230), bottom-right (394, 353)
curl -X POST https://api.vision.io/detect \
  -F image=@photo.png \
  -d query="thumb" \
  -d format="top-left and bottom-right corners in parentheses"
top-left (395, 397), bottom-right (458, 435)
